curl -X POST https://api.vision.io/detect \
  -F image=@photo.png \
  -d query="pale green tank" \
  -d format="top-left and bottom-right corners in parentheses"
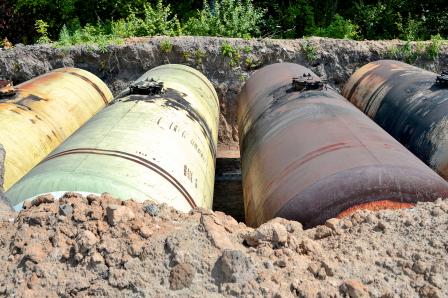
top-left (6, 64), bottom-right (219, 211)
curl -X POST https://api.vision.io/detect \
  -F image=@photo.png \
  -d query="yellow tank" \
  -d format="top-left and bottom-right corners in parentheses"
top-left (6, 64), bottom-right (219, 211)
top-left (0, 68), bottom-right (113, 190)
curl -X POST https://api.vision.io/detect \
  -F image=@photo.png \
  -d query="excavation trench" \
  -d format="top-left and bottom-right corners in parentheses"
top-left (1, 36), bottom-right (448, 222)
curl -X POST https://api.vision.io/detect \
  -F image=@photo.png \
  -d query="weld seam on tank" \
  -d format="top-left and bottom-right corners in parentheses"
top-left (64, 71), bottom-right (109, 104)
top-left (238, 62), bottom-right (448, 228)
top-left (41, 148), bottom-right (197, 208)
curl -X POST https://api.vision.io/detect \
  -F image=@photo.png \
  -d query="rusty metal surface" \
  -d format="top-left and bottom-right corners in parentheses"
top-left (238, 62), bottom-right (448, 228)
top-left (0, 79), bottom-right (15, 97)
top-left (342, 60), bottom-right (448, 179)
top-left (336, 200), bottom-right (415, 218)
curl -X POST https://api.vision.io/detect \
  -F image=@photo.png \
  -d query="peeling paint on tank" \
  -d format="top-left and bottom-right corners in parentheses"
top-left (118, 88), bottom-right (217, 160)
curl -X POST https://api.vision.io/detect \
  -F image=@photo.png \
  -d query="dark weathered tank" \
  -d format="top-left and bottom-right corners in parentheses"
top-left (237, 62), bottom-right (448, 228)
top-left (342, 60), bottom-right (448, 179)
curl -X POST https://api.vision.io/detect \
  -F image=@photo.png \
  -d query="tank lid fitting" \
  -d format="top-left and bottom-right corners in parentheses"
top-left (129, 79), bottom-right (164, 95)
top-left (292, 73), bottom-right (324, 91)
top-left (0, 79), bottom-right (15, 98)
top-left (436, 71), bottom-right (448, 87)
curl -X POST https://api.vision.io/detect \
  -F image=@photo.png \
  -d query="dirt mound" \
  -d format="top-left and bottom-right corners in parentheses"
top-left (0, 193), bottom-right (447, 297)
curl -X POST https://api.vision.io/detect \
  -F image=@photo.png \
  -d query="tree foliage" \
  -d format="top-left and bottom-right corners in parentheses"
top-left (184, 0), bottom-right (264, 38)
top-left (1, 0), bottom-right (447, 44)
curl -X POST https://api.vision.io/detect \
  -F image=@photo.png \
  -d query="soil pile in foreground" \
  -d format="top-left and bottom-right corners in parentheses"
top-left (0, 192), bottom-right (446, 297)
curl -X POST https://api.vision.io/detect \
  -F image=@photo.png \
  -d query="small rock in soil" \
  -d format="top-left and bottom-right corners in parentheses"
top-left (143, 204), bottom-right (159, 217)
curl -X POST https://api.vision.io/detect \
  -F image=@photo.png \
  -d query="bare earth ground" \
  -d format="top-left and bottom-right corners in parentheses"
top-left (0, 192), bottom-right (446, 297)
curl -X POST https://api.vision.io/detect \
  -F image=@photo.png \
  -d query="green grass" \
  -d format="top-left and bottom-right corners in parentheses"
top-left (301, 38), bottom-right (318, 63)
top-left (160, 40), bottom-right (173, 53)
top-left (386, 35), bottom-right (446, 63)
top-left (220, 42), bottom-right (242, 67)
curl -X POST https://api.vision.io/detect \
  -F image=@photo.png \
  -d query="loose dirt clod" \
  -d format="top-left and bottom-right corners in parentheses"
top-left (0, 194), bottom-right (447, 297)
top-left (169, 263), bottom-right (195, 290)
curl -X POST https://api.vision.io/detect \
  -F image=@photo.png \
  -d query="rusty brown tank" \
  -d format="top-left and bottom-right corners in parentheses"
top-left (342, 60), bottom-right (448, 179)
top-left (237, 62), bottom-right (448, 228)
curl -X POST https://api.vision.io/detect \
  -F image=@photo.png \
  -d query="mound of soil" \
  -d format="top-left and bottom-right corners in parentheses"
top-left (0, 192), bottom-right (447, 297)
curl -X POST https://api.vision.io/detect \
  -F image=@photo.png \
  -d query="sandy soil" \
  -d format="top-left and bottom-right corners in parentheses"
top-left (0, 192), bottom-right (446, 297)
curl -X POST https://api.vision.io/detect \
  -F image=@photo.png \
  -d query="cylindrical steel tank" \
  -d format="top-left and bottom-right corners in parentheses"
top-left (342, 60), bottom-right (448, 179)
top-left (238, 62), bottom-right (448, 228)
top-left (6, 64), bottom-right (219, 212)
top-left (0, 68), bottom-right (113, 190)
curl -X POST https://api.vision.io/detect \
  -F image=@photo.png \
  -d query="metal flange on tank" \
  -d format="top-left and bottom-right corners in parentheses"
top-left (0, 68), bottom-right (113, 191)
top-left (6, 64), bottom-right (219, 212)
top-left (238, 62), bottom-right (448, 228)
top-left (342, 60), bottom-right (448, 179)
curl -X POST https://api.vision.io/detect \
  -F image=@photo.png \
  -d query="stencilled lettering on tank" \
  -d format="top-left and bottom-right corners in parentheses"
top-left (135, 151), bottom-right (148, 158)
top-left (183, 164), bottom-right (197, 188)
top-left (157, 116), bottom-right (207, 162)
top-left (190, 139), bottom-right (205, 161)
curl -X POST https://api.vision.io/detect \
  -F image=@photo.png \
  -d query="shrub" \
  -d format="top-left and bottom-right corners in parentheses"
top-left (57, 25), bottom-right (72, 46)
top-left (427, 34), bottom-right (444, 59)
top-left (301, 38), bottom-right (318, 62)
top-left (35, 20), bottom-right (51, 44)
top-left (55, 23), bottom-right (123, 48)
top-left (184, 0), bottom-right (265, 38)
top-left (123, 1), bottom-right (182, 37)
top-left (160, 39), bottom-right (173, 53)
top-left (312, 14), bottom-right (359, 40)
top-left (400, 18), bottom-right (425, 41)
top-left (110, 19), bottom-right (134, 38)
top-left (283, 0), bottom-right (315, 38)
top-left (353, 2), bottom-right (397, 40)
top-left (55, 0), bottom-right (180, 47)
top-left (220, 42), bottom-right (241, 66)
